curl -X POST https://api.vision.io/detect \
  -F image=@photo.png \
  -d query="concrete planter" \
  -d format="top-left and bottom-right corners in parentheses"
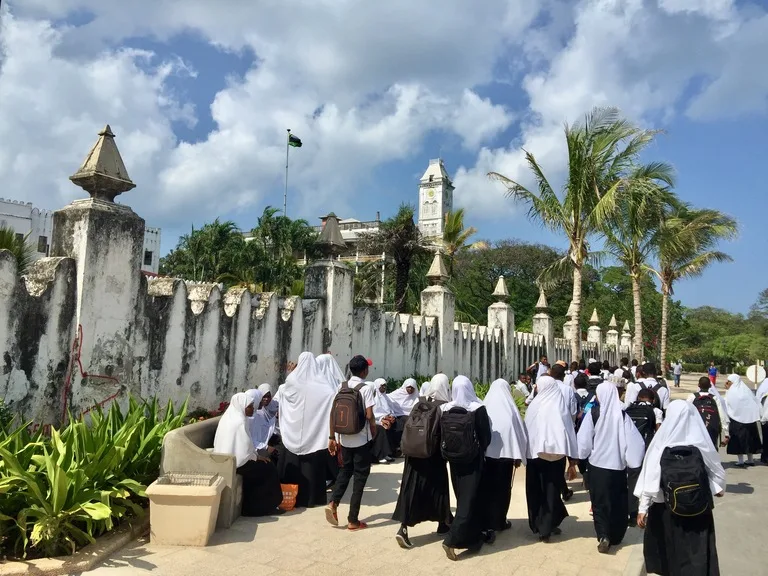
top-left (146, 473), bottom-right (225, 546)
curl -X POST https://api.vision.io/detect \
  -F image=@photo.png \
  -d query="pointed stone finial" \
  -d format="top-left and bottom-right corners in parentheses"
top-left (426, 251), bottom-right (449, 286)
top-left (316, 212), bottom-right (347, 257)
top-left (622, 320), bottom-right (631, 332)
top-left (609, 314), bottom-right (618, 328)
top-left (70, 125), bottom-right (135, 202)
top-left (589, 308), bottom-right (599, 324)
top-left (492, 276), bottom-right (509, 302)
top-left (535, 288), bottom-right (548, 311)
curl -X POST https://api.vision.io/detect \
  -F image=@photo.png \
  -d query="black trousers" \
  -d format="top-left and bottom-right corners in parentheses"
top-left (331, 442), bottom-right (372, 524)
top-left (627, 467), bottom-right (641, 519)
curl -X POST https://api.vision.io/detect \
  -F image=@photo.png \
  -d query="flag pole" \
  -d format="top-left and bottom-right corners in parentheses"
top-left (284, 129), bottom-right (290, 216)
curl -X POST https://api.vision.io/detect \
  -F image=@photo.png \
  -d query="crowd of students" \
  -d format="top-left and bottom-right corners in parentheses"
top-left (211, 352), bottom-right (768, 574)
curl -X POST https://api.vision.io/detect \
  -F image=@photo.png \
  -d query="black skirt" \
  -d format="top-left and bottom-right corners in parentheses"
top-left (371, 424), bottom-right (394, 461)
top-left (392, 452), bottom-right (453, 527)
top-left (589, 463), bottom-right (629, 545)
top-left (278, 448), bottom-right (329, 508)
top-left (444, 454), bottom-right (485, 549)
top-left (726, 419), bottom-right (761, 455)
top-left (237, 459), bottom-right (283, 516)
top-left (480, 457), bottom-right (515, 531)
top-left (644, 502), bottom-right (720, 576)
top-left (762, 422), bottom-right (768, 464)
top-left (526, 457), bottom-right (568, 538)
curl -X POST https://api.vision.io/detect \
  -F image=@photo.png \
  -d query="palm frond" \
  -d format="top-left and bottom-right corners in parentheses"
top-left (536, 255), bottom-right (573, 291)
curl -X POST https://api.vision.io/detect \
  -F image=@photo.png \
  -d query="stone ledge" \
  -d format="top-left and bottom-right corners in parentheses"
top-left (0, 515), bottom-right (149, 576)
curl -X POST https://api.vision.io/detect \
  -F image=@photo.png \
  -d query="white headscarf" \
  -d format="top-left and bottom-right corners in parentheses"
top-left (725, 374), bottom-right (760, 423)
top-left (316, 354), bottom-right (345, 391)
top-left (370, 378), bottom-right (398, 421)
top-left (419, 381), bottom-right (430, 396)
top-left (634, 400), bottom-right (725, 503)
top-left (246, 385), bottom-right (277, 450)
top-left (213, 392), bottom-right (255, 467)
top-left (279, 352), bottom-right (337, 455)
top-left (426, 373), bottom-right (451, 403)
top-left (441, 375), bottom-right (483, 412)
top-left (484, 379), bottom-right (528, 463)
top-left (578, 382), bottom-right (645, 470)
top-left (525, 376), bottom-right (578, 459)
top-left (388, 378), bottom-right (420, 416)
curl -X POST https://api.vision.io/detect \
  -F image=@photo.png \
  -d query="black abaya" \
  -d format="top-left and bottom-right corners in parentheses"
top-left (278, 448), bottom-right (328, 508)
top-left (627, 466), bottom-right (641, 520)
top-left (762, 422), bottom-right (768, 465)
top-left (393, 452), bottom-right (453, 527)
top-left (589, 464), bottom-right (628, 545)
top-left (371, 424), bottom-right (394, 462)
top-left (726, 420), bottom-right (761, 455)
top-left (644, 502), bottom-right (720, 576)
top-left (480, 457), bottom-right (515, 531)
top-left (237, 460), bottom-right (283, 516)
top-left (526, 457), bottom-right (568, 538)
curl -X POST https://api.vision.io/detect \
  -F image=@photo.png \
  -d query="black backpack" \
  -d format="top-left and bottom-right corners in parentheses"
top-left (575, 392), bottom-right (596, 433)
top-left (660, 445), bottom-right (712, 517)
top-left (692, 394), bottom-right (721, 438)
top-left (625, 401), bottom-right (657, 447)
top-left (331, 382), bottom-right (366, 435)
top-left (640, 381), bottom-right (663, 410)
top-left (401, 400), bottom-right (442, 459)
top-left (440, 407), bottom-right (480, 464)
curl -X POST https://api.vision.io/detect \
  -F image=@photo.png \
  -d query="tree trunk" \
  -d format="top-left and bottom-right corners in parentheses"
top-left (570, 264), bottom-right (582, 362)
top-left (394, 259), bottom-right (410, 313)
top-left (660, 283), bottom-right (670, 371)
top-left (631, 273), bottom-right (643, 362)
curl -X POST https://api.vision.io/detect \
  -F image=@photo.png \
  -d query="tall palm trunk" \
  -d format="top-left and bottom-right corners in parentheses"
top-left (660, 282), bottom-right (670, 371)
top-left (570, 264), bottom-right (583, 362)
top-left (394, 258), bottom-right (410, 313)
top-left (631, 272), bottom-right (643, 361)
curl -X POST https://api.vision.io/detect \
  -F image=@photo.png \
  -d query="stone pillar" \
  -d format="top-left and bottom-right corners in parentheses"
top-left (51, 125), bottom-right (144, 411)
top-left (487, 276), bottom-right (515, 379)
top-left (420, 252), bottom-right (455, 375)
top-left (587, 308), bottom-right (602, 345)
top-left (605, 314), bottom-right (619, 349)
top-left (532, 289), bottom-right (555, 364)
top-left (563, 300), bottom-right (578, 343)
top-left (304, 213), bottom-right (354, 366)
top-left (620, 320), bottom-right (633, 356)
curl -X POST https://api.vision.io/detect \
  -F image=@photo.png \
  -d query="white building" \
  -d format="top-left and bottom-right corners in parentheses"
top-left (0, 197), bottom-right (161, 274)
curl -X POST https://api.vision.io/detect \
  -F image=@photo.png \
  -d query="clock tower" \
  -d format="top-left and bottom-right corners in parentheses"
top-left (417, 158), bottom-right (454, 240)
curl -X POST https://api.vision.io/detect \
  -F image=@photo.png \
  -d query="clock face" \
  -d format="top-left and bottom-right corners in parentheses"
top-left (427, 189), bottom-right (435, 198)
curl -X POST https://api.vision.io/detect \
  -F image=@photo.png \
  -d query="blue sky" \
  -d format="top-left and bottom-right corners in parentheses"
top-left (1, 0), bottom-right (766, 314)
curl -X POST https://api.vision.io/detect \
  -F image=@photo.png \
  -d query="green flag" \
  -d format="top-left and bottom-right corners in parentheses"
top-left (288, 133), bottom-right (302, 148)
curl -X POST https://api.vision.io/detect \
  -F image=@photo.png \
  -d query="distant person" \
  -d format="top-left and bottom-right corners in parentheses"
top-left (687, 377), bottom-right (729, 449)
top-left (630, 359), bottom-right (639, 379)
top-left (369, 378), bottom-right (398, 464)
top-left (570, 361), bottom-right (580, 377)
top-left (756, 376), bottom-right (768, 465)
top-left (708, 362), bottom-right (718, 386)
top-left (635, 401), bottom-right (725, 576)
top-left (672, 361), bottom-right (683, 388)
top-left (621, 357), bottom-right (630, 372)
top-left (724, 374), bottom-right (761, 468)
top-left (514, 372), bottom-right (532, 398)
top-left (528, 355), bottom-right (550, 382)
top-left (579, 359), bottom-right (587, 373)
top-left (601, 360), bottom-right (611, 380)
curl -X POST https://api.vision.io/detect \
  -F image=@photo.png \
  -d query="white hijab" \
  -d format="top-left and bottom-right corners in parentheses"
top-left (725, 374), bottom-right (760, 424)
top-left (279, 351), bottom-right (337, 455)
top-left (578, 382), bottom-right (645, 470)
top-left (370, 378), bottom-right (398, 421)
top-left (484, 379), bottom-right (528, 463)
top-left (525, 376), bottom-right (578, 459)
top-left (316, 354), bottom-right (345, 391)
top-left (419, 381), bottom-right (430, 396)
top-left (441, 375), bottom-right (483, 412)
top-left (388, 378), bottom-right (420, 416)
top-left (756, 378), bottom-right (768, 403)
top-left (213, 392), bottom-right (255, 467)
top-left (634, 400), bottom-right (725, 502)
top-left (247, 385), bottom-right (277, 450)
top-left (426, 373), bottom-right (451, 403)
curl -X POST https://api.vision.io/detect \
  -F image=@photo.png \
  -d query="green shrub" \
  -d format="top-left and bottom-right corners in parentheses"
top-left (0, 398), bottom-right (12, 429)
top-left (0, 395), bottom-right (187, 559)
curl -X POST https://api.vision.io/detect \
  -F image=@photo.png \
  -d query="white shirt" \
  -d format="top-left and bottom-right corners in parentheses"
top-left (563, 373), bottom-right (575, 390)
top-left (673, 363), bottom-right (682, 376)
top-left (686, 392), bottom-right (730, 436)
top-left (514, 380), bottom-right (531, 398)
top-left (338, 376), bottom-right (376, 449)
top-left (630, 366), bottom-right (638, 379)
top-left (537, 363), bottom-right (549, 378)
top-left (625, 378), bottom-right (670, 410)
top-left (557, 381), bottom-right (578, 419)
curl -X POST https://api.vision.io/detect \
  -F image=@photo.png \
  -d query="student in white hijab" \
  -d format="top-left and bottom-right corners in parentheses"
top-left (368, 379), bottom-right (397, 464)
top-left (247, 385), bottom-right (279, 452)
top-left (438, 376), bottom-right (493, 560)
top-left (277, 352), bottom-right (338, 508)
top-left (213, 392), bottom-right (283, 516)
top-left (757, 377), bottom-right (768, 465)
top-left (724, 373), bottom-right (762, 467)
top-left (480, 379), bottom-right (528, 533)
top-left (635, 401), bottom-right (725, 576)
top-left (577, 382), bottom-right (645, 554)
top-left (316, 354), bottom-right (345, 391)
top-left (388, 378), bottom-right (420, 417)
top-left (419, 381), bottom-right (430, 396)
top-left (393, 373), bottom-right (453, 549)
top-left (524, 375), bottom-right (579, 543)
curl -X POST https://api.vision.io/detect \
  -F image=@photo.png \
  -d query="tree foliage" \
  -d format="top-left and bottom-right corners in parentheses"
top-left (0, 226), bottom-right (36, 274)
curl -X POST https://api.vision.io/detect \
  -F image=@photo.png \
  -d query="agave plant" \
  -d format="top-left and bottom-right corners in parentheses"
top-left (0, 226), bottom-right (36, 274)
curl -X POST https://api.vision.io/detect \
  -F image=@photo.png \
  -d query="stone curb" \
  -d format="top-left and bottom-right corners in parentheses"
top-left (0, 516), bottom-right (149, 576)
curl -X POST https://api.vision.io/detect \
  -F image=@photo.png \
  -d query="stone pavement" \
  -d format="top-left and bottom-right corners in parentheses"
top-left (83, 464), bottom-right (643, 576)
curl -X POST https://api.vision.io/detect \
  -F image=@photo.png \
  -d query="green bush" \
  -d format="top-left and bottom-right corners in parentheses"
top-left (0, 396), bottom-right (187, 559)
top-left (682, 363), bottom-right (707, 373)
top-left (0, 398), bottom-right (12, 429)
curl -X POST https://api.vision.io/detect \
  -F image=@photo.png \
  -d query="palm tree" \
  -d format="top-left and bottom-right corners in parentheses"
top-left (602, 164), bottom-right (677, 360)
top-left (359, 204), bottom-right (428, 313)
top-left (648, 206), bottom-right (738, 367)
top-left (441, 208), bottom-right (487, 276)
top-left (489, 107), bottom-right (663, 360)
top-left (0, 226), bottom-right (35, 274)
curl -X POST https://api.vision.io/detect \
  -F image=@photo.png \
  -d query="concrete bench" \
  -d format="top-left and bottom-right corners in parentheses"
top-left (159, 416), bottom-right (242, 529)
